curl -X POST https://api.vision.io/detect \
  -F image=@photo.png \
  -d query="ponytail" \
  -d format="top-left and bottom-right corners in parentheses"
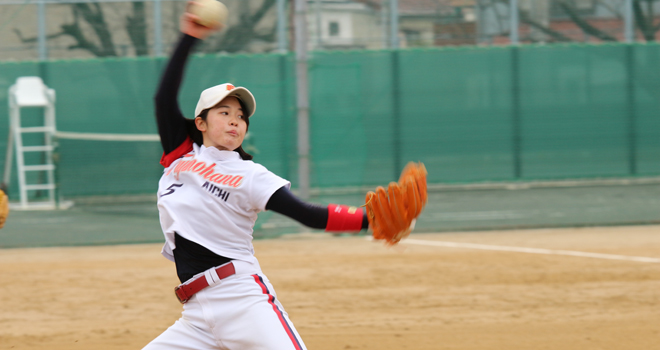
top-left (234, 145), bottom-right (253, 160)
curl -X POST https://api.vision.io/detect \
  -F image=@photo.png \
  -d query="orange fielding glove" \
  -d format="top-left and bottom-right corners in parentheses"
top-left (0, 189), bottom-right (8, 229)
top-left (365, 162), bottom-right (427, 245)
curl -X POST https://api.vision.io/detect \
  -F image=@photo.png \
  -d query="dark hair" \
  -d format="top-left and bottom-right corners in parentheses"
top-left (186, 100), bottom-right (253, 161)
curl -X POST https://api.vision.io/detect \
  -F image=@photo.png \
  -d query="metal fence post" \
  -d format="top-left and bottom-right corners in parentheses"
top-left (294, 0), bottom-right (310, 199)
top-left (381, 0), bottom-right (388, 48)
top-left (389, 0), bottom-right (400, 175)
top-left (277, 0), bottom-right (287, 52)
top-left (624, 0), bottom-right (634, 43)
top-left (509, 0), bottom-right (519, 45)
top-left (315, 0), bottom-right (322, 49)
top-left (511, 46), bottom-right (521, 178)
top-left (392, 51), bottom-right (401, 179)
top-left (37, 0), bottom-right (47, 60)
top-left (389, 0), bottom-right (398, 48)
top-left (153, 0), bottom-right (163, 56)
top-left (626, 45), bottom-right (637, 175)
top-left (475, 0), bottom-right (482, 45)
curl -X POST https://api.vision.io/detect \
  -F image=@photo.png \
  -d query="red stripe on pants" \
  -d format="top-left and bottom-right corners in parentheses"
top-left (252, 275), bottom-right (303, 350)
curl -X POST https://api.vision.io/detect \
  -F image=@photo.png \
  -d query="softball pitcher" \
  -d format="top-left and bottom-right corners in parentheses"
top-left (142, 10), bottom-right (368, 350)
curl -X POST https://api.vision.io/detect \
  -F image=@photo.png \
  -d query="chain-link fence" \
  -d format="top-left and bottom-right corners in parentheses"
top-left (2, 0), bottom-right (658, 61)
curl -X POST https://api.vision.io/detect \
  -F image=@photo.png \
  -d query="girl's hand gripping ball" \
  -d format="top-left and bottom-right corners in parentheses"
top-left (188, 0), bottom-right (228, 28)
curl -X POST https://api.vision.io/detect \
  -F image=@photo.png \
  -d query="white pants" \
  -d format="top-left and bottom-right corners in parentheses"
top-left (143, 266), bottom-right (306, 350)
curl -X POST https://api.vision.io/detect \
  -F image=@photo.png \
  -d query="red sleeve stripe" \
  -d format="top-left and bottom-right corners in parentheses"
top-left (252, 274), bottom-right (305, 350)
top-left (326, 204), bottom-right (364, 232)
top-left (160, 137), bottom-right (194, 167)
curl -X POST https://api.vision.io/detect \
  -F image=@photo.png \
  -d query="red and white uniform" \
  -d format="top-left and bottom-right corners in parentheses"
top-left (144, 140), bottom-right (306, 350)
top-left (158, 141), bottom-right (289, 265)
top-left (145, 32), bottom-right (363, 350)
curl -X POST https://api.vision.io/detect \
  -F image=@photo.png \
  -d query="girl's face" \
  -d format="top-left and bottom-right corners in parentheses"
top-left (195, 96), bottom-right (247, 151)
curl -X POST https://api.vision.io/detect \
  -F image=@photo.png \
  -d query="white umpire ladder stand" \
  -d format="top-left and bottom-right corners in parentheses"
top-left (5, 77), bottom-right (59, 210)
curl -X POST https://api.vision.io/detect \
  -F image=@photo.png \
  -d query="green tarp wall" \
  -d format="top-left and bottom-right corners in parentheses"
top-left (0, 43), bottom-right (659, 199)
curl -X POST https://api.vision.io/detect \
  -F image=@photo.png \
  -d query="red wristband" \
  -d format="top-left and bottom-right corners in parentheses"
top-left (326, 204), bottom-right (364, 232)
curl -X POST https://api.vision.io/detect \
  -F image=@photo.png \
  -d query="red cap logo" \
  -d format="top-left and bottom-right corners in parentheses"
top-left (226, 84), bottom-right (235, 91)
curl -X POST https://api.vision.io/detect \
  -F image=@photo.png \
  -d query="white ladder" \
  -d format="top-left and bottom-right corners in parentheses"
top-left (6, 77), bottom-right (57, 209)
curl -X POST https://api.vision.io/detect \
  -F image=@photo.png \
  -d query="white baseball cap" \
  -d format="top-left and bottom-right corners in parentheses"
top-left (194, 83), bottom-right (256, 119)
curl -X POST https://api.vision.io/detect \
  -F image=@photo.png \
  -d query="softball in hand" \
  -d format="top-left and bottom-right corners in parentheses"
top-left (189, 0), bottom-right (228, 27)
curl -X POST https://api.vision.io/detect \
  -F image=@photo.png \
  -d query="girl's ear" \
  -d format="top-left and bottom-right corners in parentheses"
top-left (195, 116), bottom-right (207, 132)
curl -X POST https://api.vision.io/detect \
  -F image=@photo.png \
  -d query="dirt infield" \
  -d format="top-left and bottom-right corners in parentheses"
top-left (1, 225), bottom-right (659, 350)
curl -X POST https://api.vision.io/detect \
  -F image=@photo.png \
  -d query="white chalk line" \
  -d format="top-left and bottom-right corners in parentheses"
top-left (403, 239), bottom-right (660, 263)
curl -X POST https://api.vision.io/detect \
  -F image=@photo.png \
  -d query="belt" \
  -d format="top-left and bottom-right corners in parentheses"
top-left (174, 262), bottom-right (236, 304)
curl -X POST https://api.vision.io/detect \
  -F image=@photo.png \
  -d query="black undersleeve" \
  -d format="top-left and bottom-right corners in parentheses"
top-left (266, 186), bottom-right (369, 230)
top-left (154, 34), bottom-right (200, 154)
top-left (173, 187), bottom-right (369, 283)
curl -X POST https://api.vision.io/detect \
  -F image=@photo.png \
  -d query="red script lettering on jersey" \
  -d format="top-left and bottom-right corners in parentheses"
top-left (166, 158), bottom-right (244, 188)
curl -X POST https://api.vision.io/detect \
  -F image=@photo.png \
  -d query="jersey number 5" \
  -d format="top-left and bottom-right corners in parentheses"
top-left (160, 183), bottom-right (183, 197)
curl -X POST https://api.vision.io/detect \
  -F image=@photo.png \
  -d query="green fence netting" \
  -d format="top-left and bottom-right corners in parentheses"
top-left (1, 44), bottom-right (660, 248)
top-left (0, 43), bottom-right (659, 200)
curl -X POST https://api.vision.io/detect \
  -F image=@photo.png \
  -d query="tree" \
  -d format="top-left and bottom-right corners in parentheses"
top-left (126, 2), bottom-right (149, 56)
top-left (212, 0), bottom-right (278, 52)
top-left (14, 0), bottom-right (280, 58)
top-left (14, 3), bottom-right (141, 57)
top-left (486, 0), bottom-right (660, 43)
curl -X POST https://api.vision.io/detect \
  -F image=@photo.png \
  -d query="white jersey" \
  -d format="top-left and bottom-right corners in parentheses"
top-left (157, 142), bottom-right (290, 265)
